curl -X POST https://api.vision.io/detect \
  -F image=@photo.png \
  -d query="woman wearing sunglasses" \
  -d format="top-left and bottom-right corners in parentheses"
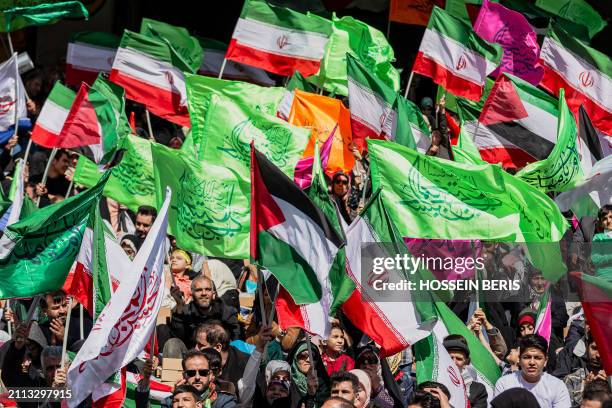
top-left (331, 172), bottom-right (352, 225)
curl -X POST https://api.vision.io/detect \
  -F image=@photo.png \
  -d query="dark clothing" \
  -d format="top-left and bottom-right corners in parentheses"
top-left (135, 386), bottom-right (237, 408)
top-left (491, 387), bottom-right (540, 408)
top-left (1, 342), bottom-right (45, 408)
top-left (169, 299), bottom-right (241, 348)
top-left (39, 312), bottom-right (92, 352)
top-left (220, 345), bottom-right (250, 395)
top-left (469, 382), bottom-right (488, 408)
top-left (31, 173), bottom-right (70, 197)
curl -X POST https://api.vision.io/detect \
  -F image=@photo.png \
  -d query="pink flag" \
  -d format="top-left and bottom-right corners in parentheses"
top-left (535, 287), bottom-right (552, 343)
top-left (403, 238), bottom-right (481, 281)
top-left (293, 125), bottom-right (336, 189)
top-left (473, 0), bottom-right (543, 85)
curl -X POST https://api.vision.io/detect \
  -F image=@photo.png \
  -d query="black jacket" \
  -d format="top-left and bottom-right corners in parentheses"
top-left (169, 299), bottom-right (241, 348)
top-left (469, 382), bottom-right (488, 408)
top-left (219, 346), bottom-right (250, 396)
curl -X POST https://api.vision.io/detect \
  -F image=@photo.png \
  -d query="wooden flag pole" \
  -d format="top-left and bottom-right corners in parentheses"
top-left (218, 58), bottom-right (227, 79)
top-left (60, 297), bottom-right (74, 370)
top-left (79, 303), bottom-right (84, 340)
top-left (6, 33), bottom-right (13, 55)
top-left (6, 299), bottom-right (11, 337)
top-left (145, 109), bottom-right (155, 140)
top-left (36, 147), bottom-right (58, 206)
top-left (65, 179), bottom-right (74, 199)
top-left (403, 71), bottom-right (415, 99)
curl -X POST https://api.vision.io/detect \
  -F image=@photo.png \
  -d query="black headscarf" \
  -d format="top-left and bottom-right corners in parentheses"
top-left (490, 388), bottom-right (540, 408)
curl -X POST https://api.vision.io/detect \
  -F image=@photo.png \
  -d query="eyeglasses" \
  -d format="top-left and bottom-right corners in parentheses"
top-left (334, 179), bottom-right (349, 185)
top-left (297, 352), bottom-right (310, 360)
top-left (184, 369), bottom-right (210, 377)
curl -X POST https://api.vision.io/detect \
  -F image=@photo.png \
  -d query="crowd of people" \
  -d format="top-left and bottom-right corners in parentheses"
top-left (0, 12), bottom-right (610, 408)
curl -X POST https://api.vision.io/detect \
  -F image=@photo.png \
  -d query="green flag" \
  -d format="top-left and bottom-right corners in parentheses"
top-left (453, 121), bottom-right (486, 165)
top-left (154, 95), bottom-right (310, 258)
top-left (308, 14), bottom-right (399, 96)
top-left (286, 71), bottom-right (317, 93)
top-left (307, 141), bottom-right (354, 313)
top-left (516, 89), bottom-right (583, 193)
top-left (0, 1), bottom-right (88, 32)
top-left (0, 172), bottom-right (109, 299)
top-left (74, 135), bottom-right (156, 212)
top-left (368, 139), bottom-right (569, 280)
top-left (185, 73), bottom-right (285, 157)
top-left (535, 0), bottom-right (606, 41)
top-left (140, 17), bottom-right (203, 73)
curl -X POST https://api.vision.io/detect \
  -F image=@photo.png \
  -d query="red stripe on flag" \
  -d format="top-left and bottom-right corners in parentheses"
top-left (250, 147), bottom-right (286, 260)
top-left (65, 64), bottom-right (103, 88)
top-left (60, 83), bottom-right (102, 149)
top-left (109, 69), bottom-right (190, 127)
top-left (31, 124), bottom-right (62, 148)
top-left (479, 74), bottom-right (529, 126)
top-left (275, 286), bottom-right (307, 330)
top-left (478, 146), bottom-right (537, 170)
top-left (93, 368), bottom-right (127, 408)
top-left (539, 63), bottom-right (611, 134)
top-left (350, 115), bottom-right (383, 152)
top-left (412, 51), bottom-right (483, 101)
top-left (63, 263), bottom-right (94, 316)
top-left (446, 111), bottom-right (460, 145)
top-left (341, 289), bottom-right (409, 357)
top-left (226, 39), bottom-right (322, 77)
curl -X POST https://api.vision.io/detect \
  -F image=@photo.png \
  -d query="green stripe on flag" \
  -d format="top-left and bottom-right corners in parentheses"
top-left (240, 0), bottom-right (333, 35)
top-left (506, 73), bottom-right (558, 117)
top-left (71, 31), bottom-right (120, 48)
top-left (49, 82), bottom-right (77, 110)
top-left (119, 30), bottom-right (192, 73)
top-left (547, 24), bottom-right (612, 74)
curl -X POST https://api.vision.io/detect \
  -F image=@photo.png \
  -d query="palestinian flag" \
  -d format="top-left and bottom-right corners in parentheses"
top-left (539, 24), bottom-right (611, 135)
top-left (65, 32), bottom-right (120, 87)
top-left (577, 105), bottom-right (608, 175)
top-left (341, 190), bottom-right (437, 357)
top-left (415, 302), bottom-right (501, 407)
top-left (226, 0), bottom-right (332, 77)
top-left (30, 82), bottom-right (75, 148)
top-left (109, 30), bottom-right (190, 127)
top-left (197, 37), bottom-right (275, 86)
top-left (570, 272), bottom-right (612, 375)
top-left (412, 6), bottom-right (502, 101)
top-left (475, 73), bottom-right (559, 169)
top-left (251, 146), bottom-right (344, 337)
top-left (347, 54), bottom-right (430, 152)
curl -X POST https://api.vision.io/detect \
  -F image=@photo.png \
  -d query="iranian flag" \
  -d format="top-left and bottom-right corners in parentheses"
top-left (110, 30), bottom-right (190, 127)
top-left (30, 82), bottom-right (75, 148)
top-left (251, 146), bottom-right (344, 337)
top-left (65, 31), bottom-right (120, 87)
top-left (539, 24), bottom-right (611, 135)
top-left (347, 54), bottom-right (430, 152)
top-left (412, 6), bottom-right (502, 101)
top-left (341, 189), bottom-right (437, 357)
top-left (226, 0), bottom-right (332, 77)
top-left (415, 302), bottom-right (502, 407)
top-left (474, 73), bottom-right (559, 169)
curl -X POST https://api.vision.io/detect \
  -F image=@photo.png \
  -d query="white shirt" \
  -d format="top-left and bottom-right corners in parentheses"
top-left (494, 371), bottom-right (571, 408)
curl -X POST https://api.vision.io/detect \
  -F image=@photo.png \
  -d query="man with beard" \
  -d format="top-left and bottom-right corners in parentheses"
top-left (564, 334), bottom-right (607, 407)
top-left (38, 291), bottom-right (92, 351)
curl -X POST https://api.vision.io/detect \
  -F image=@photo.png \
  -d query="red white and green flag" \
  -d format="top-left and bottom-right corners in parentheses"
top-left (251, 146), bottom-right (344, 337)
top-left (30, 82), bottom-right (75, 148)
top-left (412, 6), bottom-right (502, 101)
top-left (65, 31), bottom-right (120, 87)
top-left (110, 30), bottom-right (190, 127)
top-left (539, 24), bottom-right (611, 137)
top-left (226, 0), bottom-right (332, 77)
top-left (347, 54), bottom-right (430, 152)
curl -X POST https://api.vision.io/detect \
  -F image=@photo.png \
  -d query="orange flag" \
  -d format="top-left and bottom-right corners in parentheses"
top-left (389, 0), bottom-right (444, 26)
top-left (288, 89), bottom-right (355, 176)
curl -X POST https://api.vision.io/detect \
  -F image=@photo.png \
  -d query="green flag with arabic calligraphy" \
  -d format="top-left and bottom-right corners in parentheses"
top-left (516, 89), bottom-right (583, 193)
top-left (73, 135), bottom-right (156, 212)
top-left (153, 95), bottom-right (310, 258)
top-left (368, 139), bottom-right (569, 281)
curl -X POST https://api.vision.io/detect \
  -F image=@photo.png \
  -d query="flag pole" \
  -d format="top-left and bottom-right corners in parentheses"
top-left (36, 147), bottom-right (58, 206)
top-left (360, 167), bottom-right (370, 206)
top-left (6, 33), bottom-right (13, 55)
top-left (267, 280), bottom-right (279, 325)
top-left (22, 138), bottom-right (32, 165)
top-left (79, 303), bottom-right (84, 340)
top-left (145, 109), bottom-right (155, 140)
top-left (403, 71), bottom-right (414, 99)
top-left (65, 179), bottom-right (74, 199)
top-left (12, 52), bottom-right (19, 151)
top-left (218, 58), bottom-right (227, 79)
top-left (257, 267), bottom-right (267, 326)
top-left (6, 299), bottom-right (11, 337)
top-left (60, 297), bottom-right (74, 370)
top-left (305, 333), bottom-right (317, 379)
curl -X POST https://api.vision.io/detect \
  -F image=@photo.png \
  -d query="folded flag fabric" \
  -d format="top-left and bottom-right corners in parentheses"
top-left (342, 189), bottom-right (437, 357)
top-left (0, 54), bottom-right (27, 133)
top-left (368, 139), bottom-right (568, 281)
top-left (0, 159), bottom-right (25, 234)
top-left (535, 0), bottom-right (607, 41)
top-left (277, 71), bottom-right (317, 121)
top-left (226, 0), bottom-right (332, 77)
top-left (74, 135), bottom-right (156, 213)
top-left (308, 14), bottom-right (400, 96)
top-left (288, 89), bottom-right (354, 176)
top-left (30, 82), bottom-right (76, 148)
top-left (539, 24), bottom-right (611, 136)
top-left (65, 31), bottom-right (120, 87)
top-left (251, 146), bottom-right (344, 337)
top-left (0, 172), bottom-right (109, 299)
top-left (347, 54), bottom-right (430, 152)
top-left (476, 73), bottom-right (559, 169)
top-left (412, 6), bottom-right (502, 101)
top-left (473, 0), bottom-right (543, 85)
top-left (577, 105), bottom-right (608, 176)
top-left (0, 1), bottom-right (88, 32)
top-left (110, 30), bottom-right (190, 127)
top-left (516, 89), bottom-right (583, 193)
top-left (197, 37), bottom-right (275, 86)
top-left (293, 127), bottom-right (334, 190)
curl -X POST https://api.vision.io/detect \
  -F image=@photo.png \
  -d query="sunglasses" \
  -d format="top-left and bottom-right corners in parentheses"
top-left (297, 352), bottom-right (310, 360)
top-left (334, 179), bottom-right (349, 185)
top-left (184, 369), bottom-right (211, 378)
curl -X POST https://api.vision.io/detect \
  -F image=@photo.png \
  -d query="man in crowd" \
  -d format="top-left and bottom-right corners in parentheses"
top-left (443, 334), bottom-right (488, 408)
top-left (32, 149), bottom-right (71, 205)
top-left (329, 371), bottom-right (359, 405)
top-left (494, 334), bottom-right (571, 407)
top-left (134, 205), bottom-right (157, 250)
top-left (564, 334), bottom-right (606, 407)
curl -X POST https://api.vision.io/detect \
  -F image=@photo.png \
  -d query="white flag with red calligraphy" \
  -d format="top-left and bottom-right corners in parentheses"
top-left (66, 188), bottom-right (171, 408)
top-left (0, 54), bottom-right (27, 132)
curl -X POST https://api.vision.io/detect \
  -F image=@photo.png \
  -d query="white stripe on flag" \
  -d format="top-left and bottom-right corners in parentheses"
top-left (540, 37), bottom-right (611, 112)
top-left (348, 77), bottom-right (393, 135)
top-left (37, 100), bottom-right (70, 136)
top-left (518, 99), bottom-right (559, 145)
top-left (410, 124), bottom-right (431, 154)
top-left (420, 28), bottom-right (496, 85)
top-left (67, 42), bottom-right (117, 72)
top-left (233, 18), bottom-right (328, 61)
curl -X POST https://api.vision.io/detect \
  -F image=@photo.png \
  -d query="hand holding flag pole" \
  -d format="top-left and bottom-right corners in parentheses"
top-left (60, 296), bottom-right (74, 371)
top-left (35, 147), bottom-right (58, 206)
